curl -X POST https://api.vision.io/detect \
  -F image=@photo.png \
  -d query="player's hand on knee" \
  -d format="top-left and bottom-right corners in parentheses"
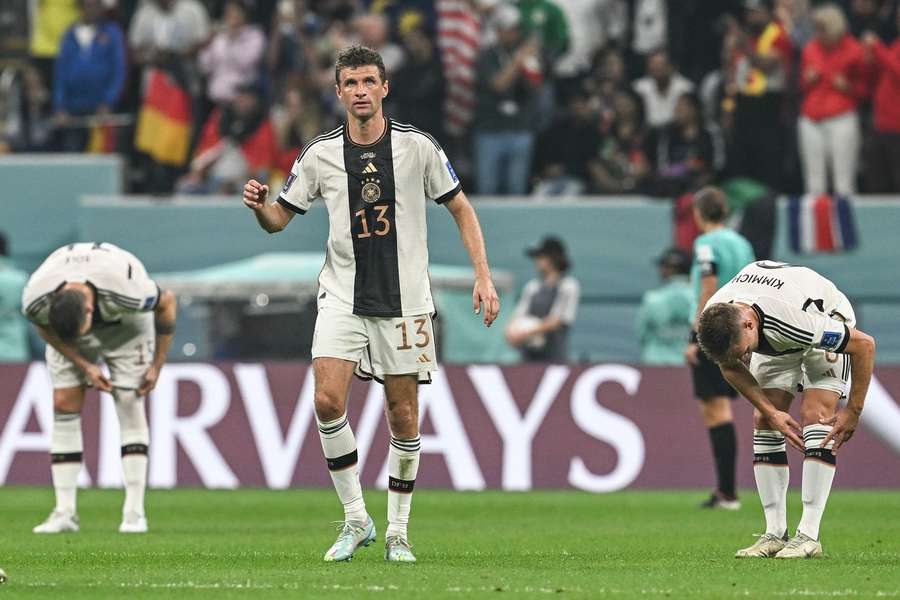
top-left (684, 343), bottom-right (700, 366)
top-left (138, 364), bottom-right (161, 396)
top-left (83, 363), bottom-right (112, 392)
top-left (770, 409), bottom-right (804, 451)
top-left (820, 408), bottom-right (859, 453)
top-left (243, 179), bottom-right (268, 209)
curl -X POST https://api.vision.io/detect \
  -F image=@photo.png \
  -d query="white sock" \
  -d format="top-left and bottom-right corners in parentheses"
top-left (386, 435), bottom-right (420, 540)
top-left (51, 411), bottom-right (83, 515)
top-left (115, 389), bottom-right (149, 518)
top-left (752, 429), bottom-right (789, 538)
top-left (317, 413), bottom-right (367, 523)
top-left (798, 424), bottom-right (836, 540)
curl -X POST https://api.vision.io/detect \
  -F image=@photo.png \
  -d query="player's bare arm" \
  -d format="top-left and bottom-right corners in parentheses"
top-left (685, 274), bottom-right (718, 365)
top-left (243, 179), bottom-right (295, 233)
top-left (139, 289), bottom-right (177, 396)
top-left (821, 327), bottom-right (876, 452)
top-left (33, 324), bottom-right (111, 392)
top-left (718, 360), bottom-right (804, 450)
top-left (444, 191), bottom-right (500, 327)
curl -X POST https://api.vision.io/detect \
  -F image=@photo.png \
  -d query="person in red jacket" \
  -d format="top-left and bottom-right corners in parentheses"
top-left (862, 15), bottom-right (900, 193)
top-left (798, 4), bottom-right (871, 196)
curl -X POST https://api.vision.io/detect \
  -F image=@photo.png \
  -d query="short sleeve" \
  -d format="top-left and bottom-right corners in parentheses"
top-left (422, 139), bottom-right (461, 204)
top-left (757, 299), bottom-right (850, 354)
top-left (550, 277), bottom-right (580, 324)
top-left (695, 243), bottom-right (717, 277)
top-left (120, 260), bottom-right (160, 312)
top-left (277, 148), bottom-right (319, 215)
top-left (512, 280), bottom-right (539, 320)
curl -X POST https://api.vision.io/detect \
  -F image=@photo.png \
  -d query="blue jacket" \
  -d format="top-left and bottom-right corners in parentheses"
top-left (53, 21), bottom-right (125, 113)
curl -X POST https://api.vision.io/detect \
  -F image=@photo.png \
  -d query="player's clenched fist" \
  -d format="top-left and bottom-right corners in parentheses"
top-left (243, 179), bottom-right (269, 209)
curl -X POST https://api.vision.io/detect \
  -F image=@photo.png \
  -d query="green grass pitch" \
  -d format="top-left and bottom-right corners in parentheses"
top-left (1, 488), bottom-right (899, 598)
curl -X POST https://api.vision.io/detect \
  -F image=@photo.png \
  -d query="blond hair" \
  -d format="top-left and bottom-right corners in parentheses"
top-left (813, 4), bottom-right (848, 42)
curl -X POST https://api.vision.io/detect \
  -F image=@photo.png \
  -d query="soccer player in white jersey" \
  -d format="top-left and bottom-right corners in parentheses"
top-left (696, 260), bottom-right (876, 559)
top-left (242, 46), bottom-right (500, 563)
top-left (22, 242), bottom-right (177, 534)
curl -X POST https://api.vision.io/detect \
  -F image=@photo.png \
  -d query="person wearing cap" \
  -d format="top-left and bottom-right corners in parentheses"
top-left (684, 186), bottom-right (755, 510)
top-left (505, 236), bottom-right (580, 362)
top-left (0, 233), bottom-right (30, 363)
top-left (635, 247), bottom-right (693, 365)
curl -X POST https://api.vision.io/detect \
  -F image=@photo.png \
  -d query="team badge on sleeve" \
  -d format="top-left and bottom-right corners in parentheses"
top-left (820, 331), bottom-right (842, 349)
top-left (281, 173), bottom-right (297, 194)
top-left (446, 160), bottom-right (458, 183)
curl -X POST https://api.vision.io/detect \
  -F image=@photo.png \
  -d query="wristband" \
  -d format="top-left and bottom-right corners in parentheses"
top-left (155, 322), bottom-right (176, 335)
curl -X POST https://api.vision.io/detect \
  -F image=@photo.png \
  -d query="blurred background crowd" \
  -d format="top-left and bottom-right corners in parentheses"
top-left (2, 0), bottom-right (899, 198)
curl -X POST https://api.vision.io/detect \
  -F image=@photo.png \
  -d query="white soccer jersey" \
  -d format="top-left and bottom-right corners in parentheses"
top-left (705, 260), bottom-right (854, 356)
top-left (277, 118), bottom-right (462, 317)
top-left (22, 243), bottom-right (160, 327)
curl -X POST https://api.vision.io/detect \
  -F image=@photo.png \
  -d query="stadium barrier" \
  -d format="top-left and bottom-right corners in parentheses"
top-left (2, 362), bottom-right (899, 490)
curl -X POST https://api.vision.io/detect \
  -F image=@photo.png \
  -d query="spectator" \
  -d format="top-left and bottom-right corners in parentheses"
top-left (798, 4), bottom-right (869, 195)
top-left (0, 233), bottom-right (29, 362)
top-left (846, 0), bottom-right (896, 40)
top-left (353, 13), bottom-right (406, 73)
top-left (130, 0), bottom-right (211, 192)
top-left (627, 0), bottom-right (669, 78)
top-left (198, 0), bottom-right (266, 107)
top-left (474, 3), bottom-right (542, 194)
top-left (632, 49), bottom-right (695, 129)
top-left (1, 66), bottom-right (54, 152)
top-left (553, 0), bottom-right (626, 99)
top-left (29, 0), bottom-right (82, 91)
top-left (588, 89), bottom-right (650, 193)
top-left (388, 25), bottom-right (446, 138)
top-left (271, 87), bottom-right (323, 171)
top-left (266, 0), bottom-right (319, 98)
top-left (506, 236), bottom-right (580, 363)
top-left (177, 84), bottom-right (277, 194)
top-left (862, 17), bottom-right (900, 192)
top-left (645, 92), bottom-right (718, 197)
top-left (635, 247), bottom-right (693, 365)
top-left (729, 0), bottom-right (793, 191)
top-left (532, 91), bottom-right (601, 196)
top-left (52, 0), bottom-right (126, 152)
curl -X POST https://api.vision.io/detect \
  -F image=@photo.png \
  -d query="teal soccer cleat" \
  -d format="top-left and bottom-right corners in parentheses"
top-left (323, 517), bottom-right (376, 562)
top-left (384, 536), bottom-right (417, 562)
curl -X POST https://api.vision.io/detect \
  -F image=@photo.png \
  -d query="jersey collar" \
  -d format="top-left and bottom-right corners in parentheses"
top-left (344, 116), bottom-right (390, 148)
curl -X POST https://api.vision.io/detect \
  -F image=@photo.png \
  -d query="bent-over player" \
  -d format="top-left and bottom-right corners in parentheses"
top-left (23, 242), bottom-right (176, 534)
top-left (242, 46), bottom-right (500, 562)
top-left (697, 261), bottom-right (875, 558)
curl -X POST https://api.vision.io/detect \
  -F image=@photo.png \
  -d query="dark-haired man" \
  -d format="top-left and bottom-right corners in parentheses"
top-left (242, 46), bottom-right (500, 563)
top-left (697, 261), bottom-right (875, 559)
top-left (684, 187), bottom-right (755, 511)
top-left (22, 243), bottom-right (177, 534)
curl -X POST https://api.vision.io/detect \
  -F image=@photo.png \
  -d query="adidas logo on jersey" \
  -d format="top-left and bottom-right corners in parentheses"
top-left (363, 162), bottom-right (378, 174)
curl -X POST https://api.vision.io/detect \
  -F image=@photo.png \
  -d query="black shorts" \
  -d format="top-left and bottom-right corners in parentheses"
top-left (691, 348), bottom-right (738, 400)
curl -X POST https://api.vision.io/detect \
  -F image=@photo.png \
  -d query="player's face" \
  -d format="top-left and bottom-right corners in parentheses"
top-left (336, 66), bottom-right (388, 122)
top-left (727, 323), bottom-right (757, 365)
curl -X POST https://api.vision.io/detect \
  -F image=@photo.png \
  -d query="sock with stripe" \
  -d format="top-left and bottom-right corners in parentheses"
top-left (386, 435), bottom-right (421, 540)
top-left (317, 413), bottom-right (368, 524)
top-left (798, 424), bottom-right (836, 540)
top-left (709, 422), bottom-right (737, 499)
top-left (752, 429), bottom-right (789, 538)
top-left (114, 389), bottom-right (149, 518)
top-left (51, 411), bottom-right (83, 515)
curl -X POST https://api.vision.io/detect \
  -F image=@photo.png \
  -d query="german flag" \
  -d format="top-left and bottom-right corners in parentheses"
top-left (87, 123), bottom-right (116, 154)
top-left (134, 67), bottom-right (192, 166)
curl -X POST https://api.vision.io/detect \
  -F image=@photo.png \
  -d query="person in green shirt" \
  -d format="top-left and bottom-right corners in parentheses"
top-left (636, 247), bottom-right (693, 365)
top-left (516, 0), bottom-right (570, 63)
top-left (684, 187), bottom-right (756, 510)
top-left (0, 233), bottom-right (30, 362)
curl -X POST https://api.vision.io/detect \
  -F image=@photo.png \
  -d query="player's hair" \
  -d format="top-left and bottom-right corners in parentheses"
top-left (693, 186), bottom-right (729, 224)
top-left (334, 46), bottom-right (387, 85)
top-left (697, 303), bottom-right (743, 363)
top-left (49, 289), bottom-right (87, 342)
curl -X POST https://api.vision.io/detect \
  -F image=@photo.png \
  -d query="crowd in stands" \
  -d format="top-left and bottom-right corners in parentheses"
top-left (1, 0), bottom-right (899, 197)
